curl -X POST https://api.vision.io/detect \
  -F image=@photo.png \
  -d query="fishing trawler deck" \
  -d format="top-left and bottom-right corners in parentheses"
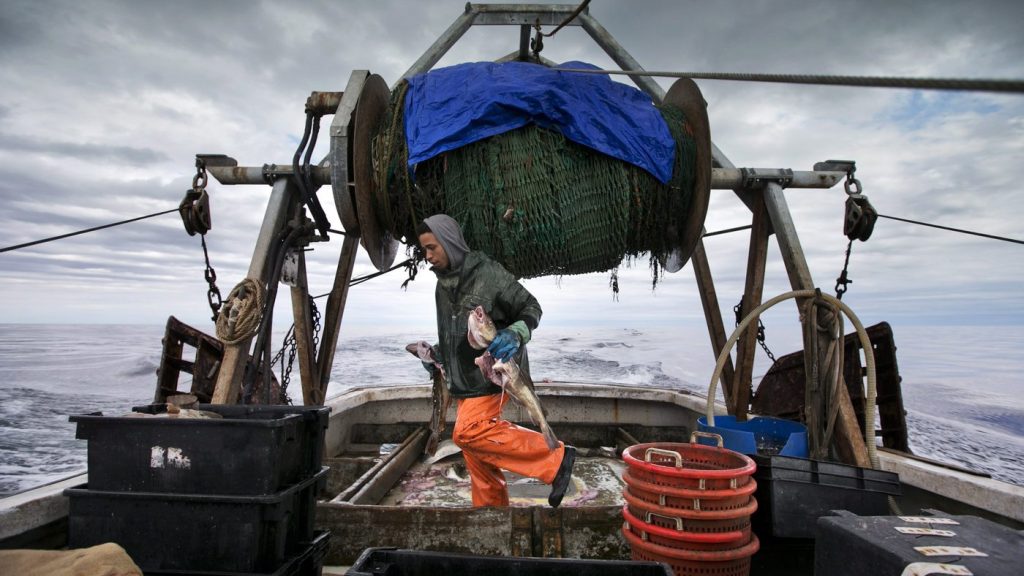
top-left (306, 381), bottom-right (1024, 568)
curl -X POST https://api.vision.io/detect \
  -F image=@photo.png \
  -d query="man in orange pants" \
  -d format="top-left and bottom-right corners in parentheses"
top-left (417, 214), bottom-right (575, 507)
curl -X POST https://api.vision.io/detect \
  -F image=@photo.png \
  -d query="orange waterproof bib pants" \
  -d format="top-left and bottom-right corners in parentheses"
top-left (453, 393), bottom-right (565, 507)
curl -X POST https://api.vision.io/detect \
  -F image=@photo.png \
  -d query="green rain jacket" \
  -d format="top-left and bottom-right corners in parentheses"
top-left (433, 251), bottom-right (542, 398)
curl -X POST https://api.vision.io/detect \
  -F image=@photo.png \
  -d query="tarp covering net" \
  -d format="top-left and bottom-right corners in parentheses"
top-left (370, 61), bottom-right (698, 280)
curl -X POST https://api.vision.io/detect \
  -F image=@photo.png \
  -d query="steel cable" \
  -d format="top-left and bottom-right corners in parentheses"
top-left (0, 207), bottom-right (179, 254)
top-left (555, 68), bottom-right (1024, 94)
top-left (878, 213), bottom-right (1024, 245)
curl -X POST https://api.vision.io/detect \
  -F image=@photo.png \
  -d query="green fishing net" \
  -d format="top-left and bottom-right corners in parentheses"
top-left (371, 79), bottom-right (696, 280)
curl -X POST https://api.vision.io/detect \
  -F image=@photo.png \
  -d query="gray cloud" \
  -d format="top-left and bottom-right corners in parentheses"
top-left (0, 133), bottom-right (169, 164)
top-left (0, 0), bottom-right (1021, 329)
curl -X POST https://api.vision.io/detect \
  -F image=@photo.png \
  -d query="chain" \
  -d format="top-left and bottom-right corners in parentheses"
top-left (182, 160), bottom-right (222, 321)
top-left (734, 295), bottom-right (776, 363)
top-left (271, 325), bottom-right (297, 395)
top-left (270, 298), bottom-right (320, 400)
top-left (835, 239), bottom-right (854, 300)
top-left (309, 295), bottom-right (321, 351)
top-left (200, 235), bottom-right (223, 321)
top-left (756, 321), bottom-right (777, 364)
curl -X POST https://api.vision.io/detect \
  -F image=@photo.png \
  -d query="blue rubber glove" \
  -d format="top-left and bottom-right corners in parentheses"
top-left (487, 329), bottom-right (521, 362)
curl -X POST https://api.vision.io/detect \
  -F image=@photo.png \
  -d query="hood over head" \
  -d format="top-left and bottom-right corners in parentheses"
top-left (423, 214), bottom-right (471, 271)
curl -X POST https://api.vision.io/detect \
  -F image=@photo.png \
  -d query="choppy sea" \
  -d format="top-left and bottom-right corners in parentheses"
top-left (1, 323), bottom-right (1022, 496)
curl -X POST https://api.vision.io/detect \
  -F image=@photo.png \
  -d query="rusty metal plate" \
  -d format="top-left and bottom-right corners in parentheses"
top-left (660, 77), bottom-right (711, 273)
top-left (751, 321), bottom-right (911, 452)
top-left (352, 73), bottom-right (399, 271)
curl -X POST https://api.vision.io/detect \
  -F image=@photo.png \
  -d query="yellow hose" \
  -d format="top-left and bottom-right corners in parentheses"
top-left (705, 289), bottom-right (878, 467)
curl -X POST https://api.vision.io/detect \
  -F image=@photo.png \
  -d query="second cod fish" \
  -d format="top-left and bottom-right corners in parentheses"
top-left (466, 306), bottom-right (560, 451)
top-left (405, 340), bottom-right (452, 456)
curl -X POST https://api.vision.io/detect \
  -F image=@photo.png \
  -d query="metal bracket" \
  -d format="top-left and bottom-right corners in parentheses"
top-left (740, 167), bottom-right (795, 189)
top-left (195, 154), bottom-right (237, 169)
top-left (280, 248), bottom-right (301, 287)
top-left (813, 159), bottom-right (856, 174)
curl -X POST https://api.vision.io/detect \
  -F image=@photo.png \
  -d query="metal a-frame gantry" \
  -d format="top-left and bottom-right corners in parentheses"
top-left (202, 3), bottom-right (850, 420)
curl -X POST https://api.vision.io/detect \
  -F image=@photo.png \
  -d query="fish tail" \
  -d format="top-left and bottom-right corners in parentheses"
top-left (541, 424), bottom-right (560, 451)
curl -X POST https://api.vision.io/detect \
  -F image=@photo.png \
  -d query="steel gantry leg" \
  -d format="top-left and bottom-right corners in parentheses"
top-left (212, 177), bottom-right (297, 404)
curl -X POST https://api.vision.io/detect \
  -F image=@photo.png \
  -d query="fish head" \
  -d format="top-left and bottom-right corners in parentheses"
top-left (467, 305), bottom-right (497, 350)
top-left (406, 340), bottom-right (436, 363)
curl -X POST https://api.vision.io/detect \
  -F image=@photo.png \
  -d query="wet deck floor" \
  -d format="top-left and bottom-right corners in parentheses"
top-left (379, 450), bottom-right (628, 508)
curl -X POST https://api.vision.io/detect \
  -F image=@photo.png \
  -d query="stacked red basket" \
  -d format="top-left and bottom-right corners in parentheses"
top-left (621, 432), bottom-right (760, 576)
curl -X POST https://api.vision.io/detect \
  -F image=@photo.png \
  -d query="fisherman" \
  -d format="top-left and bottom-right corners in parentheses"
top-left (417, 214), bottom-right (576, 508)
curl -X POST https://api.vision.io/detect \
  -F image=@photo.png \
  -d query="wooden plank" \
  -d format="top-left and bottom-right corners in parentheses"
top-left (731, 195), bottom-right (769, 420)
top-left (335, 427), bottom-right (428, 505)
top-left (288, 250), bottom-right (321, 405)
top-left (349, 428), bottom-right (428, 505)
top-left (212, 178), bottom-right (295, 404)
top-left (834, 375), bottom-right (872, 468)
top-left (763, 182), bottom-right (870, 467)
top-left (763, 182), bottom-right (814, 297)
top-left (316, 504), bottom-right (517, 565)
top-left (154, 318), bottom-right (184, 403)
top-left (691, 237), bottom-right (736, 402)
top-left (315, 235), bottom-right (359, 402)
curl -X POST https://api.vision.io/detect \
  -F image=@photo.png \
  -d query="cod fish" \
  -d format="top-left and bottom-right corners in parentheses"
top-left (467, 306), bottom-right (560, 451)
top-left (405, 340), bottom-right (452, 456)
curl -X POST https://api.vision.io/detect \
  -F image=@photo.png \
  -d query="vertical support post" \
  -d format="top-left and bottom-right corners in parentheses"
top-left (763, 182), bottom-right (814, 295)
top-left (731, 194), bottom-right (770, 420)
top-left (763, 182), bottom-right (870, 466)
top-left (691, 237), bottom-right (736, 403)
top-left (212, 177), bottom-right (296, 404)
top-left (518, 24), bottom-right (531, 61)
top-left (315, 235), bottom-right (360, 400)
top-left (289, 250), bottom-right (321, 405)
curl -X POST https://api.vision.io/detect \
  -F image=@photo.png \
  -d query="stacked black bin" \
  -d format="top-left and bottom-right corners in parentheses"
top-left (65, 403), bottom-right (331, 575)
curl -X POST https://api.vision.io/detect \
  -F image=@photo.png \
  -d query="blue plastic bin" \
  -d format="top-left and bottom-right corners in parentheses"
top-left (697, 415), bottom-right (808, 457)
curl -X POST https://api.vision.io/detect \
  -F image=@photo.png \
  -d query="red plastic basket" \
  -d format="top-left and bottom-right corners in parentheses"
top-left (624, 488), bottom-right (756, 537)
top-left (622, 505), bottom-right (750, 552)
top-left (623, 523), bottom-right (759, 576)
top-left (623, 468), bottom-right (757, 512)
top-left (622, 435), bottom-right (756, 492)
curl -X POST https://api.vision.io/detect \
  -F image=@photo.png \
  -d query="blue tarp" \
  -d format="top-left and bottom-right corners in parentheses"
top-left (403, 61), bottom-right (676, 184)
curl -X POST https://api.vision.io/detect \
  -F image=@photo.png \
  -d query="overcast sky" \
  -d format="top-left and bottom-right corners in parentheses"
top-left (1, 0), bottom-right (1022, 350)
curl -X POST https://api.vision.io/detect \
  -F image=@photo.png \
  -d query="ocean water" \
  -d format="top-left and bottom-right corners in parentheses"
top-left (1, 323), bottom-right (1022, 496)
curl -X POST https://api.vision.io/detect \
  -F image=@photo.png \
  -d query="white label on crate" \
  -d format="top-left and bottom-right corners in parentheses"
top-left (896, 527), bottom-right (957, 537)
top-left (914, 547), bottom-right (988, 557)
top-left (150, 446), bottom-right (165, 468)
top-left (150, 446), bottom-right (191, 469)
top-left (900, 562), bottom-right (973, 576)
top-left (166, 447), bottom-right (191, 469)
top-left (899, 516), bottom-right (960, 525)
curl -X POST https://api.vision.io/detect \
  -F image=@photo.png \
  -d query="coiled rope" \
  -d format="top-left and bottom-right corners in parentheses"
top-left (706, 289), bottom-right (879, 468)
top-left (215, 278), bottom-right (266, 345)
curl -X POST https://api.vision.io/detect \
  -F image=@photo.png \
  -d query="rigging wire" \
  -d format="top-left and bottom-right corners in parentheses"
top-left (704, 224), bottom-right (752, 238)
top-left (878, 214), bottom-right (1024, 245)
top-left (540, 0), bottom-right (590, 37)
top-left (0, 207), bottom-right (179, 254)
top-left (312, 257), bottom-right (416, 299)
top-left (554, 68), bottom-right (1024, 94)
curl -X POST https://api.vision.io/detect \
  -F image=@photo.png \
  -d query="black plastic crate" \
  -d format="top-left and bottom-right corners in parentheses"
top-left (347, 548), bottom-right (672, 576)
top-left (815, 511), bottom-right (1023, 576)
top-left (143, 530), bottom-right (330, 576)
top-left (70, 403), bottom-right (329, 495)
top-left (751, 454), bottom-right (900, 539)
top-left (65, 467), bottom-right (327, 573)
